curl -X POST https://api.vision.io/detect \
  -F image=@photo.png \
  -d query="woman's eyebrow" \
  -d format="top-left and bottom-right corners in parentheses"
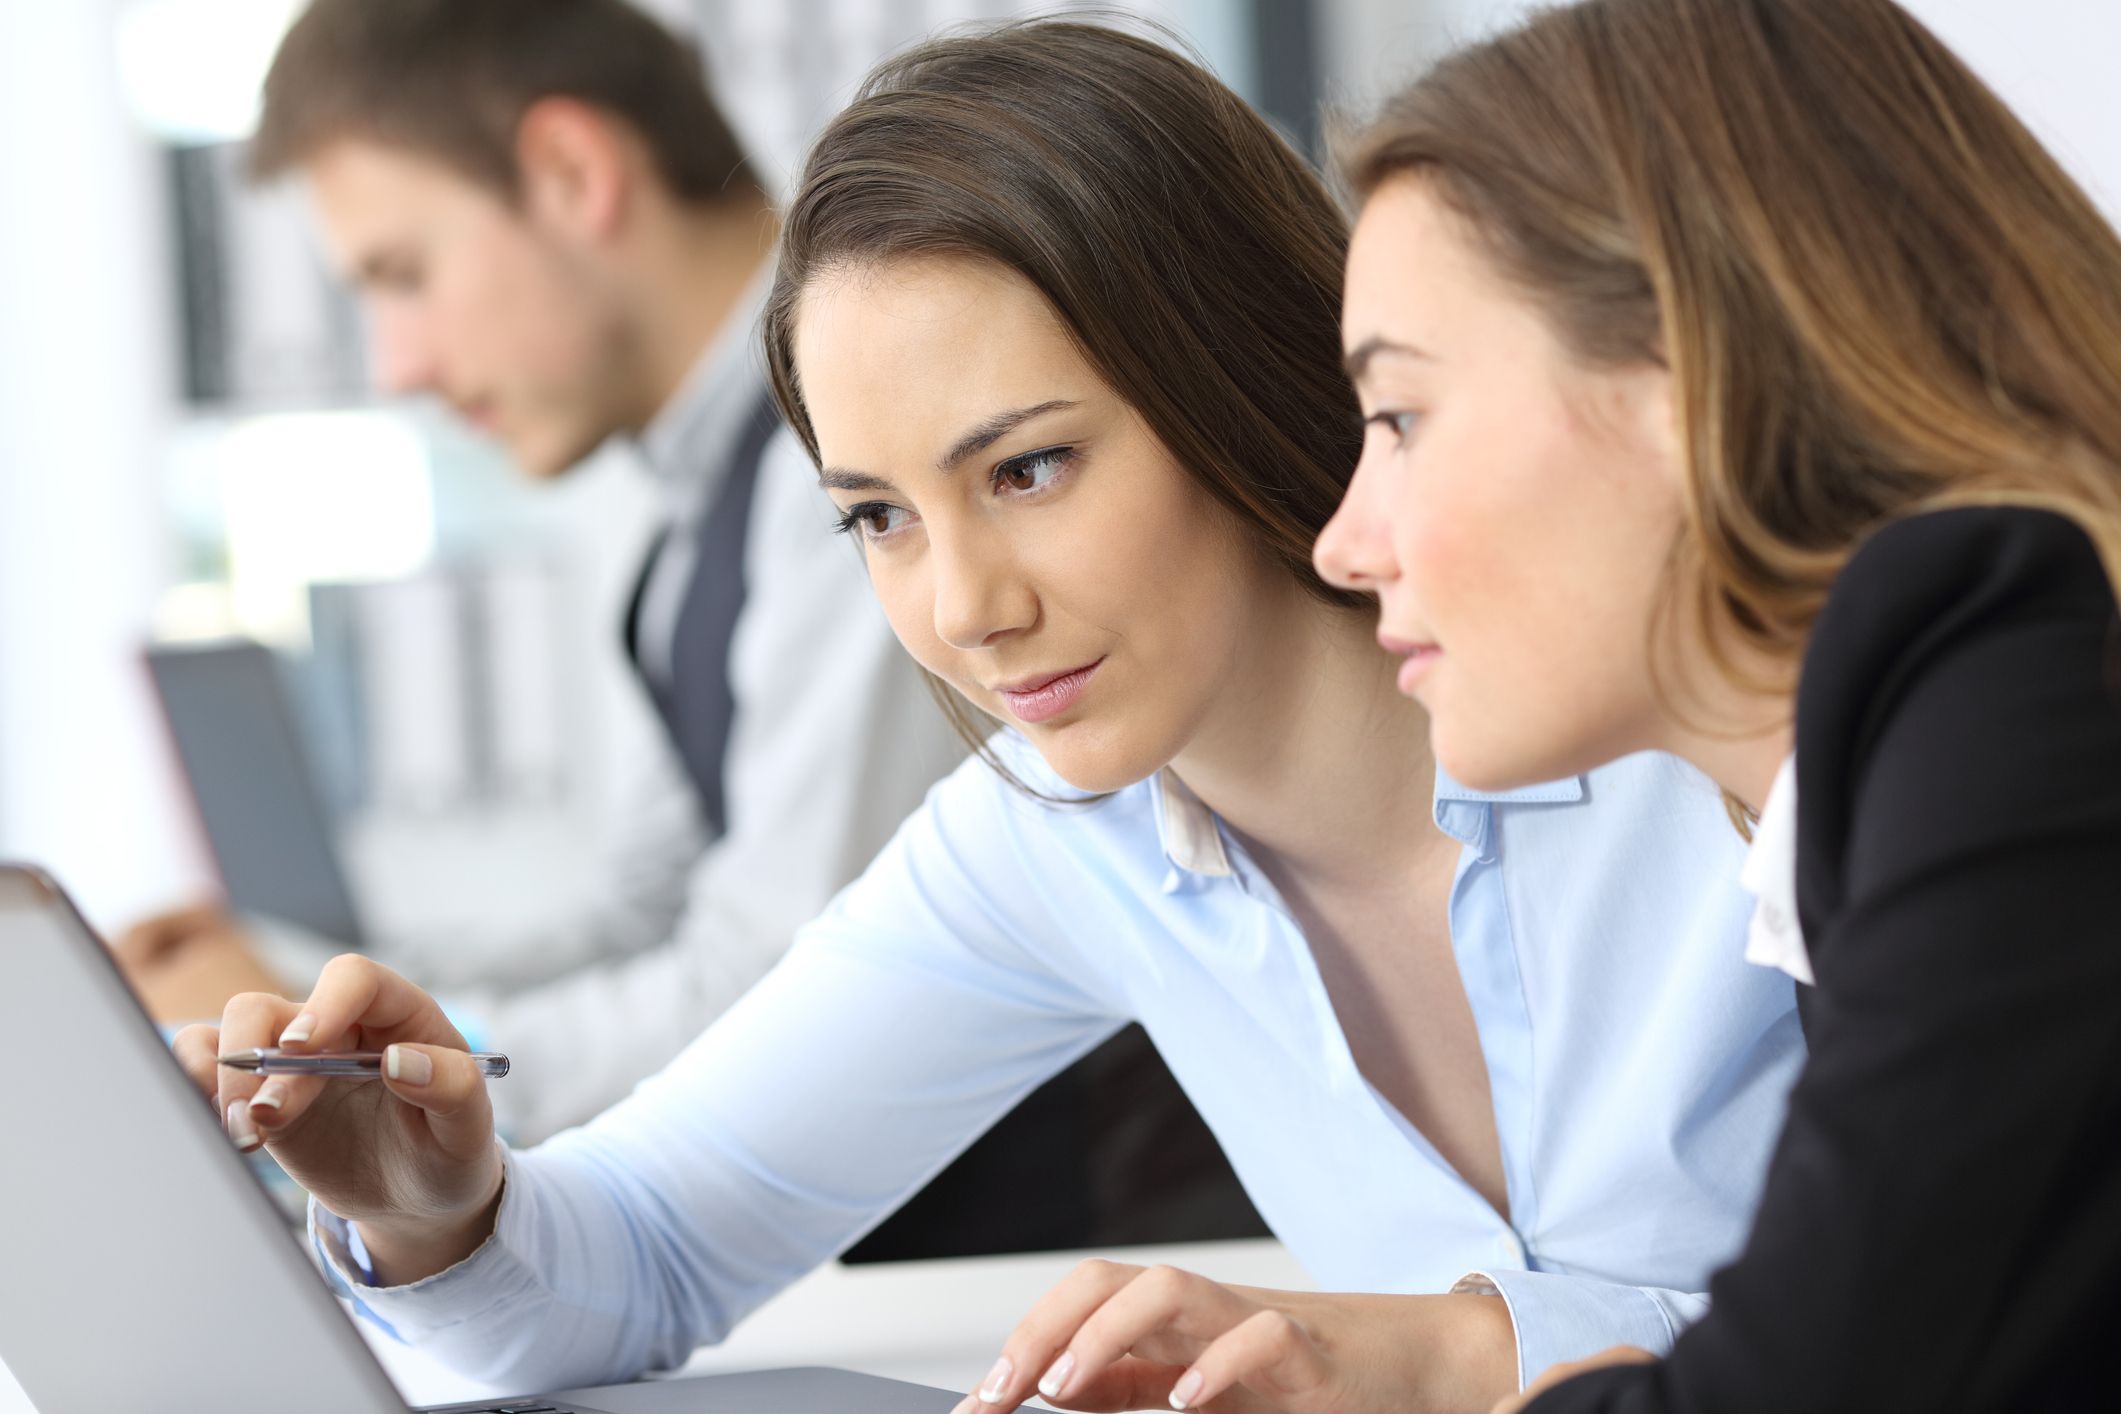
top-left (818, 399), bottom-right (1081, 492)
top-left (937, 399), bottom-right (1079, 472)
top-left (818, 467), bottom-right (896, 494)
top-left (1343, 336), bottom-right (1434, 382)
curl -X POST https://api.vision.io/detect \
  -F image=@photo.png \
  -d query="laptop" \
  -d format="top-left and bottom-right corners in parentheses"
top-left (0, 863), bottom-right (952, 1413)
top-left (144, 639), bottom-right (368, 948)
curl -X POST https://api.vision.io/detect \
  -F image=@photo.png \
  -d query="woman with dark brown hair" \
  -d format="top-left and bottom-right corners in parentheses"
top-left (173, 20), bottom-right (1799, 1412)
top-left (1067, 0), bottom-right (2121, 1409)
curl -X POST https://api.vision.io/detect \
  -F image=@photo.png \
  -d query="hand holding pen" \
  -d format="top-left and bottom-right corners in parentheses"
top-left (167, 953), bottom-right (510, 1286)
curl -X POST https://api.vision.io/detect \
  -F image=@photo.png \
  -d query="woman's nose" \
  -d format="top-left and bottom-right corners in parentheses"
top-left (1314, 449), bottom-right (1399, 592)
top-left (930, 528), bottom-right (1037, 651)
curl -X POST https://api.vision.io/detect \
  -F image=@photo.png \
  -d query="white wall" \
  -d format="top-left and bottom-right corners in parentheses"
top-left (0, 0), bottom-right (205, 930)
top-left (1318, 0), bottom-right (2121, 225)
top-left (686, 0), bottom-right (1260, 201)
top-left (1910, 0), bottom-right (2121, 219)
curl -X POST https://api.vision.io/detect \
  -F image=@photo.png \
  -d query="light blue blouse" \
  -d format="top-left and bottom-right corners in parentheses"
top-left (316, 740), bottom-right (1803, 1392)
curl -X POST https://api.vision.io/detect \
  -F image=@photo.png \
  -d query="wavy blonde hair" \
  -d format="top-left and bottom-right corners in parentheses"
top-left (1343, 0), bottom-right (2121, 718)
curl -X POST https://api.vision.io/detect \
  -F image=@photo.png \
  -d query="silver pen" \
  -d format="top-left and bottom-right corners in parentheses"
top-left (218, 1047), bottom-right (511, 1079)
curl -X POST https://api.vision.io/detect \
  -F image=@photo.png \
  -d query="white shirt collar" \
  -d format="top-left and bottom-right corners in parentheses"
top-left (1152, 769), bottom-right (1236, 878)
top-left (1740, 754), bottom-right (1814, 985)
top-left (634, 264), bottom-right (776, 522)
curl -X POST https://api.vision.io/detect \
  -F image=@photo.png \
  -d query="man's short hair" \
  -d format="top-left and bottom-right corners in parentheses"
top-left (251, 0), bottom-right (760, 206)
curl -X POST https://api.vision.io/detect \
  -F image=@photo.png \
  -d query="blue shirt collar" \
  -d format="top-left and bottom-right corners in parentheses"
top-left (1432, 767), bottom-right (1587, 860)
top-left (1150, 764), bottom-right (1587, 879)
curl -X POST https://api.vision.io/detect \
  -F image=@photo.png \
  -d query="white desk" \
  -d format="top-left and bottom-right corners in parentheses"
top-left (0, 1239), bottom-right (1311, 1411)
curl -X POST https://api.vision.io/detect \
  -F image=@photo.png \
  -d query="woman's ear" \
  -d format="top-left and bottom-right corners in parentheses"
top-left (514, 96), bottom-right (630, 245)
top-left (1627, 361), bottom-right (1685, 497)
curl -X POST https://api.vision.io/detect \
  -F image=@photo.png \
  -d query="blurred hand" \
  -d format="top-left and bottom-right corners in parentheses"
top-left (1490, 1347), bottom-right (1655, 1414)
top-left (112, 900), bottom-right (238, 971)
top-left (169, 954), bottom-right (504, 1286)
top-left (952, 1260), bottom-right (1517, 1414)
top-left (127, 925), bottom-right (291, 1023)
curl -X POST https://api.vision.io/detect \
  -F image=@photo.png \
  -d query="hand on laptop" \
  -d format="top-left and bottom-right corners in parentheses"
top-left (113, 900), bottom-right (288, 1024)
top-left (954, 1260), bottom-right (1516, 1414)
top-left (169, 954), bottom-right (506, 1286)
top-left (113, 899), bottom-right (236, 969)
top-left (122, 921), bottom-right (291, 1023)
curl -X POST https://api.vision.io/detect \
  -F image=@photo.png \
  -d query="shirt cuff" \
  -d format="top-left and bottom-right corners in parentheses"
top-left (1453, 1269), bottom-right (1701, 1389)
top-left (307, 1141), bottom-right (533, 1345)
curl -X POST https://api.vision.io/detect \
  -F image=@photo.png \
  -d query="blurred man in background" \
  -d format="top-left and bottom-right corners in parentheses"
top-left (118, 0), bottom-right (960, 1145)
top-left (119, 0), bottom-right (1264, 1258)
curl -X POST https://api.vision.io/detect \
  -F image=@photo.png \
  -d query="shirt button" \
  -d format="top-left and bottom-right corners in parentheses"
top-left (1496, 1232), bottom-right (1527, 1265)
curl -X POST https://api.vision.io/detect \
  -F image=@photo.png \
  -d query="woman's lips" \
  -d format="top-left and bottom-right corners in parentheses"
top-left (998, 659), bottom-right (1105, 725)
top-left (1378, 633), bottom-right (1442, 696)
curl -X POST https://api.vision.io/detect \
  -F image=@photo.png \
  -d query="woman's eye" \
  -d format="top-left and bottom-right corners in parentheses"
top-left (1365, 410), bottom-right (1422, 446)
top-left (835, 502), bottom-right (914, 542)
top-left (993, 446), bottom-right (1074, 495)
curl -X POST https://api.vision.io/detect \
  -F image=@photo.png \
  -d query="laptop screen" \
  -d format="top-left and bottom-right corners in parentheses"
top-left (146, 639), bottom-right (365, 947)
top-left (0, 865), bottom-right (407, 1413)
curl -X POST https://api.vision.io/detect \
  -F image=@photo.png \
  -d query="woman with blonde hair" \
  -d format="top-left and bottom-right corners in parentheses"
top-left (998, 0), bottom-right (2121, 1409)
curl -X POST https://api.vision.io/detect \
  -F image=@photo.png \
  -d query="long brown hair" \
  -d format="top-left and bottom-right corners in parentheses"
top-left (1343, 0), bottom-right (2121, 709)
top-left (762, 19), bottom-right (1364, 792)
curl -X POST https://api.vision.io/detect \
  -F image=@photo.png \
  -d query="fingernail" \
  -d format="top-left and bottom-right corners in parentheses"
top-left (225, 1099), bottom-right (261, 1152)
top-left (279, 1013), bottom-right (316, 1045)
top-left (977, 1355), bottom-right (1012, 1404)
top-left (1038, 1351), bottom-right (1076, 1400)
top-left (385, 1045), bottom-right (432, 1086)
top-left (249, 1081), bottom-right (285, 1112)
top-left (1169, 1369), bottom-right (1204, 1411)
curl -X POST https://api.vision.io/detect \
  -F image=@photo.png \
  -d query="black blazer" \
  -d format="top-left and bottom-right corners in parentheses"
top-left (1529, 508), bottom-right (2121, 1413)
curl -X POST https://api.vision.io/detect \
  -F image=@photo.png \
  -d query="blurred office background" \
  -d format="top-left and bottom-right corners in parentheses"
top-left (0, 0), bottom-right (2117, 938)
